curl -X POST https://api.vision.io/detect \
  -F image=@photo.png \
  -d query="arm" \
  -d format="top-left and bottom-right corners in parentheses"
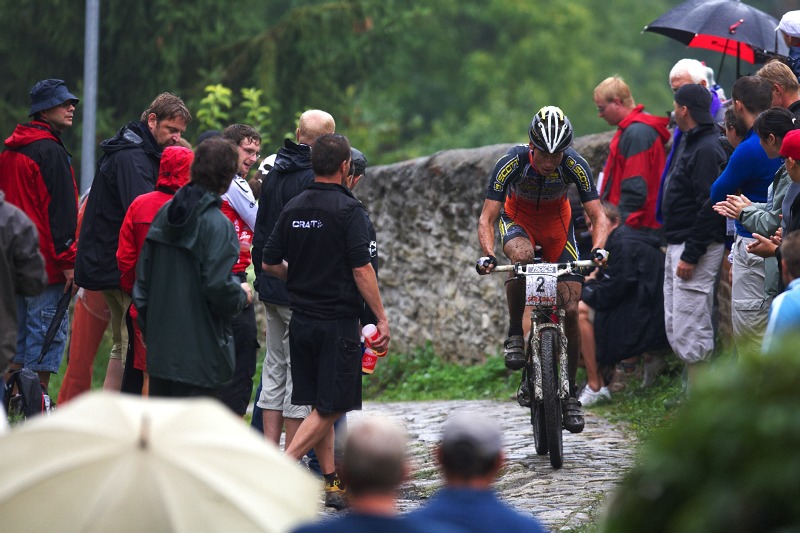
top-left (353, 263), bottom-right (390, 353)
top-left (200, 218), bottom-right (248, 317)
top-left (681, 143), bottom-right (728, 268)
top-left (116, 151), bottom-right (157, 211)
top-left (583, 199), bottom-right (610, 252)
top-left (117, 207), bottom-right (138, 294)
top-left (477, 199), bottom-right (503, 273)
top-left (39, 143), bottom-right (78, 274)
top-left (263, 260), bottom-right (288, 281)
top-left (738, 169), bottom-right (789, 236)
top-left (222, 176), bottom-right (258, 231)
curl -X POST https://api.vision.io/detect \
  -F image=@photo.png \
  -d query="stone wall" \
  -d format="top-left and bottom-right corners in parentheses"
top-left (354, 130), bottom-right (614, 363)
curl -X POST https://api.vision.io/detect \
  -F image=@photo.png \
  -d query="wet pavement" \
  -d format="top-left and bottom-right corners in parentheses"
top-left (339, 399), bottom-right (636, 531)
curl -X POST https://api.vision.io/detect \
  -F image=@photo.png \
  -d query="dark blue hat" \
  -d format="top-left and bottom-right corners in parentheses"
top-left (29, 79), bottom-right (79, 116)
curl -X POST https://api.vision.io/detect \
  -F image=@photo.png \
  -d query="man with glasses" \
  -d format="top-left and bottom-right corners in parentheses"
top-left (218, 124), bottom-right (262, 416)
top-left (0, 79), bottom-right (79, 389)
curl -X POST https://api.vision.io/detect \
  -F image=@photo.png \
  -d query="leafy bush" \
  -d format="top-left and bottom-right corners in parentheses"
top-left (599, 342), bottom-right (800, 533)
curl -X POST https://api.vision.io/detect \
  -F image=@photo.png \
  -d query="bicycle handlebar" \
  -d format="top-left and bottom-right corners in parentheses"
top-left (491, 259), bottom-right (596, 276)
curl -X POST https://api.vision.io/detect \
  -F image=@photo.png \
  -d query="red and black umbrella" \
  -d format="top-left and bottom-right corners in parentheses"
top-left (644, 0), bottom-right (789, 77)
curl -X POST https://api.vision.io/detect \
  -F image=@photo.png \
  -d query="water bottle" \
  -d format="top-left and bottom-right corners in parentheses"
top-left (362, 324), bottom-right (387, 357)
top-left (361, 341), bottom-right (378, 374)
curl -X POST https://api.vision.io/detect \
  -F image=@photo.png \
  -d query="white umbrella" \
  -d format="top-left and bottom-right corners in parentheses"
top-left (0, 392), bottom-right (320, 532)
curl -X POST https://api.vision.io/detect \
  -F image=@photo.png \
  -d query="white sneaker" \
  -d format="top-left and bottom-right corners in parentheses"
top-left (578, 385), bottom-right (611, 407)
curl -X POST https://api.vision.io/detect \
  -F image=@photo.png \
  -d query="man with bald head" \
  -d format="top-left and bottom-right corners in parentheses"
top-left (251, 110), bottom-right (336, 450)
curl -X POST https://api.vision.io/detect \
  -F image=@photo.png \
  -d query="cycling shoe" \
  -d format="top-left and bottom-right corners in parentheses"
top-left (503, 335), bottom-right (526, 370)
top-left (517, 376), bottom-right (531, 407)
top-left (562, 397), bottom-right (585, 433)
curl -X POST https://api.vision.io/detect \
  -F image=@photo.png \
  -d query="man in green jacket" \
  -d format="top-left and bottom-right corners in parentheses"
top-left (133, 137), bottom-right (252, 397)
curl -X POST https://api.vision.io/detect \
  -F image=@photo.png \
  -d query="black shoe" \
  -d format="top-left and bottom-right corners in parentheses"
top-left (562, 397), bottom-right (585, 433)
top-left (504, 335), bottom-right (526, 370)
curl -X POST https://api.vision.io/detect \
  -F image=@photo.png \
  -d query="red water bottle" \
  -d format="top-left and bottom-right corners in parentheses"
top-left (361, 341), bottom-right (378, 374)
top-left (362, 324), bottom-right (387, 357)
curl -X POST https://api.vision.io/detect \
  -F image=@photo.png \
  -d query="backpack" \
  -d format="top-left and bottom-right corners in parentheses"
top-left (3, 368), bottom-right (54, 423)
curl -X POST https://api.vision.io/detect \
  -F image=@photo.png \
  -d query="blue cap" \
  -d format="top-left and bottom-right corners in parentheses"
top-left (29, 79), bottom-right (79, 116)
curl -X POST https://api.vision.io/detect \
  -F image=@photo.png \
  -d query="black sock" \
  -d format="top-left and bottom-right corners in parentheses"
top-left (323, 472), bottom-right (338, 484)
top-left (507, 323), bottom-right (523, 337)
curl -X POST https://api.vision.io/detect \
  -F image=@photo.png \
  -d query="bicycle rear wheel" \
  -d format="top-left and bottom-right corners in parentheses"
top-left (540, 328), bottom-right (563, 469)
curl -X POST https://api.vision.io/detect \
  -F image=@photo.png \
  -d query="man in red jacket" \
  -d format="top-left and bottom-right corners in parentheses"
top-left (593, 76), bottom-right (670, 234)
top-left (0, 79), bottom-right (79, 388)
top-left (117, 146), bottom-right (194, 394)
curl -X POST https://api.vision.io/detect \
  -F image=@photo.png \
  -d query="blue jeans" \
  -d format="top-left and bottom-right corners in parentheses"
top-left (15, 284), bottom-right (70, 373)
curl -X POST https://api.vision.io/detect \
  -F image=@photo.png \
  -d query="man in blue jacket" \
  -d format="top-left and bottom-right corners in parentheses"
top-left (710, 76), bottom-right (782, 345)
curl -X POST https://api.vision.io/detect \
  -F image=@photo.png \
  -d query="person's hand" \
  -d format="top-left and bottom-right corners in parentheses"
top-left (771, 226), bottom-right (783, 246)
top-left (746, 233), bottom-right (778, 258)
top-left (475, 254), bottom-right (497, 275)
top-left (585, 268), bottom-right (600, 281)
top-left (676, 259), bottom-right (695, 280)
top-left (713, 194), bottom-right (751, 220)
top-left (591, 248), bottom-right (609, 267)
top-left (241, 282), bottom-right (253, 305)
top-left (62, 269), bottom-right (78, 294)
top-left (372, 319), bottom-right (391, 354)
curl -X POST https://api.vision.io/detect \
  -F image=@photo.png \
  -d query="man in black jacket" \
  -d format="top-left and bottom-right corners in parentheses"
top-left (661, 84), bottom-right (727, 391)
top-left (75, 93), bottom-right (191, 391)
top-left (250, 110), bottom-right (335, 445)
top-left (262, 134), bottom-right (390, 510)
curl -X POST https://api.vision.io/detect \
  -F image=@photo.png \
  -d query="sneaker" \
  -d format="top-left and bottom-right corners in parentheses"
top-left (324, 477), bottom-right (347, 510)
top-left (562, 397), bottom-right (585, 433)
top-left (578, 385), bottom-right (611, 407)
top-left (642, 354), bottom-right (668, 388)
top-left (503, 335), bottom-right (526, 370)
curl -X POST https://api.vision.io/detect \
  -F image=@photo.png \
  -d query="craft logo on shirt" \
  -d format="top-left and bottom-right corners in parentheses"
top-left (292, 219), bottom-right (323, 229)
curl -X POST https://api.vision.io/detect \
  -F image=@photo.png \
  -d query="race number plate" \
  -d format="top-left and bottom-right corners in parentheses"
top-left (524, 264), bottom-right (558, 306)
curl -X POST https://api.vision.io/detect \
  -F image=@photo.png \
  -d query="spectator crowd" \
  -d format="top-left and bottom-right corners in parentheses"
top-left (3, 9), bottom-right (800, 530)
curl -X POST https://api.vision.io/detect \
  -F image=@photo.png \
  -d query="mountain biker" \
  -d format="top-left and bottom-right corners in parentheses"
top-left (476, 106), bottom-right (610, 433)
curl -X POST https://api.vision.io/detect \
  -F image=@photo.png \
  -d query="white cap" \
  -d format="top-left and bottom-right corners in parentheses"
top-left (777, 10), bottom-right (800, 38)
top-left (258, 153), bottom-right (277, 173)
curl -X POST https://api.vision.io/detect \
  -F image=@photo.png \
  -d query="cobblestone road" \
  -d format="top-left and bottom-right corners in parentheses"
top-left (344, 400), bottom-right (636, 531)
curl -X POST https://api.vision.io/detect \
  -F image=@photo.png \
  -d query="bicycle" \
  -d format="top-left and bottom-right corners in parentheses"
top-left (492, 259), bottom-right (594, 468)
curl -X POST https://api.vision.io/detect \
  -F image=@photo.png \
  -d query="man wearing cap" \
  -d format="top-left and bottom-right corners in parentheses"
top-left (710, 77), bottom-right (783, 345)
top-left (407, 412), bottom-right (547, 532)
top-left (0, 79), bottom-right (79, 388)
top-left (661, 84), bottom-right (728, 391)
top-left (75, 92), bottom-right (191, 391)
top-left (777, 10), bottom-right (800, 80)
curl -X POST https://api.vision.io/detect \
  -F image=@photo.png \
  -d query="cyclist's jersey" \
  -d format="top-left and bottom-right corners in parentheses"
top-left (486, 145), bottom-right (598, 207)
top-left (486, 145), bottom-right (598, 263)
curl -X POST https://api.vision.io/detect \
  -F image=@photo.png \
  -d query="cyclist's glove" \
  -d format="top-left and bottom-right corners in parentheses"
top-left (476, 254), bottom-right (497, 274)
top-left (591, 248), bottom-right (609, 263)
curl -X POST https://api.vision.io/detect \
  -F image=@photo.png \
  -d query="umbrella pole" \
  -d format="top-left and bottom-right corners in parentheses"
top-left (737, 41), bottom-right (741, 79)
top-left (718, 48), bottom-right (727, 86)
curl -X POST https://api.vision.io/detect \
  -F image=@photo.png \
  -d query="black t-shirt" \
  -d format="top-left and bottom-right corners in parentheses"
top-left (263, 182), bottom-right (371, 318)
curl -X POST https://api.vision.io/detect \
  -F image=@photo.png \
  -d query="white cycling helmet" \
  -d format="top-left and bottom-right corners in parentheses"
top-left (528, 106), bottom-right (573, 154)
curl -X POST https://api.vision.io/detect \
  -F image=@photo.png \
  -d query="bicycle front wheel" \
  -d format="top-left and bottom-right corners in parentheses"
top-left (540, 328), bottom-right (563, 469)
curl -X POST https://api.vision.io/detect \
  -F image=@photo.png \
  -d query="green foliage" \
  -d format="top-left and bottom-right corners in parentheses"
top-left (240, 88), bottom-right (273, 146)
top-left (196, 84), bottom-right (233, 133)
top-left (599, 344), bottom-right (800, 533)
top-left (362, 342), bottom-right (518, 401)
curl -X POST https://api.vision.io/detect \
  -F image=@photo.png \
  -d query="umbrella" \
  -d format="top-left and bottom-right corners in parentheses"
top-left (37, 281), bottom-right (73, 364)
top-left (644, 0), bottom-right (789, 77)
top-left (0, 392), bottom-right (321, 532)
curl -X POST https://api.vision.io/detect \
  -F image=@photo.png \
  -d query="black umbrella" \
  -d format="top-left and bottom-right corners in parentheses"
top-left (644, 0), bottom-right (789, 78)
top-left (37, 282), bottom-right (73, 364)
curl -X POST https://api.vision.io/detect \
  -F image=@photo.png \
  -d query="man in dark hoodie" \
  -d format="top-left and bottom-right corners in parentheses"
top-left (75, 92), bottom-right (191, 391)
top-left (133, 137), bottom-right (251, 398)
top-left (661, 84), bottom-right (728, 392)
top-left (0, 79), bottom-right (79, 388)
top-left (250, 110), bottom-right (335, 446)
